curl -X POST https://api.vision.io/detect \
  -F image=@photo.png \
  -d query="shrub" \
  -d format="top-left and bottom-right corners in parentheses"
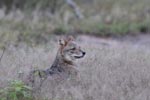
top-left (0, 80), bottom-right (33, 100)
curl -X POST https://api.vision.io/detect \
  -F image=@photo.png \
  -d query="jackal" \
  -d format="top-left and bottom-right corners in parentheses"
top-left (27, 36), bottom-right (86, 87)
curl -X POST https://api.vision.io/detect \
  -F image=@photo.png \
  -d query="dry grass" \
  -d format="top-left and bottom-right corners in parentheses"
top-left (0, 35), bottom-right (150, 100)
top-left (0, 0), bottom-right (150, 99)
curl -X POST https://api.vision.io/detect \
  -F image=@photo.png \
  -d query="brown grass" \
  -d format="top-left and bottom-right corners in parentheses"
top-left (0, 35), bottom-right (150, 100)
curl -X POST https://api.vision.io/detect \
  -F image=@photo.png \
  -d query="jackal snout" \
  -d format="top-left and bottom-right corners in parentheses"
top-left (59, 36), bottom-right (86, 62)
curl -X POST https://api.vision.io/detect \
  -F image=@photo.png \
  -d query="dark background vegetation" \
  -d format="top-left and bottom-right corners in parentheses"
top-left (0, 0), bottom-right (149, 47)
top-left (0, 0), bottom-right (150, 36)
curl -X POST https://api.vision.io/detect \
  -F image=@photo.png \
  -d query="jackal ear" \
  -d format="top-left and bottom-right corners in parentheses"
top-left (67, 36), bottom-right (74, 41)
top-left (59, 38), bottom-right (66, 46)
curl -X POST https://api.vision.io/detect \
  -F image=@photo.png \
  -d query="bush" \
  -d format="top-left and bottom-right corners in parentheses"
top-left (0, 80), bottom-right (33, 100)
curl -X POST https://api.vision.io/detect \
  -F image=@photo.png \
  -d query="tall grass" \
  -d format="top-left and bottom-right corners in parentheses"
top-left (1, 36), bottom-right (150, 100)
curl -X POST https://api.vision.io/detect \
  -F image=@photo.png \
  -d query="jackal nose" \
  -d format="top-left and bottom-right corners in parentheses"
top-left (82, 52), bottom-right (86, 55)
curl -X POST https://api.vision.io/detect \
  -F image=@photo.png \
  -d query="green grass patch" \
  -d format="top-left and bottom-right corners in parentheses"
top-left (0, 80), bottom-right (33, 100)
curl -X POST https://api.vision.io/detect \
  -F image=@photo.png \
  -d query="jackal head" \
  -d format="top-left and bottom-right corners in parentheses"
top-left (58, 36), bottom-right (86, 63)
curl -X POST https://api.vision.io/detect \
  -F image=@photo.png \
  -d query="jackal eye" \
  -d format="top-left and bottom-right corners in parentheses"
top-left (70, 47), bottom-right (76, 50)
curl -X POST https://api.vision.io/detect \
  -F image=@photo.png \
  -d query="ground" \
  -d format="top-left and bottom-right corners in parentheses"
top-left (0, 35), bottom-right (150, 100)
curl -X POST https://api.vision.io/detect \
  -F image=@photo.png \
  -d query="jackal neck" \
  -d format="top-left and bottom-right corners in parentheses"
top-left (49, 47), bottom-right (76, 74)
top-left (53, 55), bottom-right (73, 66)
